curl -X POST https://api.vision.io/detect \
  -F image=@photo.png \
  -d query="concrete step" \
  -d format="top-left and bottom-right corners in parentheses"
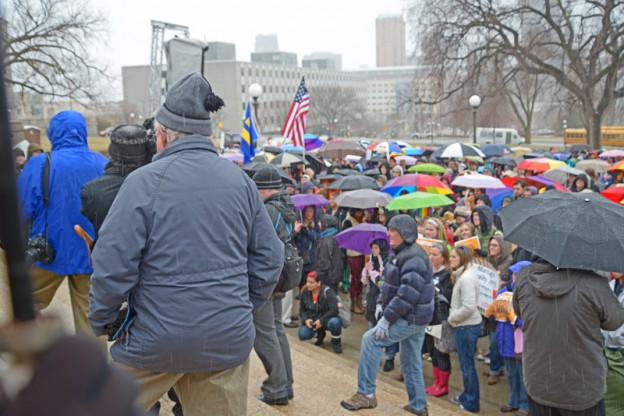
top-left (246, 333), bottom-right (468, 415)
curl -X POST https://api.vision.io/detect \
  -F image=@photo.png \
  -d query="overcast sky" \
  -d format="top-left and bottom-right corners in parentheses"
top-left (92, 0), bottom-right (411, 90)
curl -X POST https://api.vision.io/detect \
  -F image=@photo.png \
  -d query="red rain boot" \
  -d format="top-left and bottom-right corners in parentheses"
top-left (425, 367), bottom-right (440, 394)
top-left (429, 369), bottom-right (450, 397)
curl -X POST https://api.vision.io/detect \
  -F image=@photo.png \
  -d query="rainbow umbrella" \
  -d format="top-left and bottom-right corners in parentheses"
top-left (516, 157), bottom-right (565, 173)
top-left (385, 192), bottom-right (455, 211)
top-left (407, 163), bottom-right (447, 174)
top-left (381, 173), bottom-right (452, 196)
top-left (367, 141), bottom-right (403, 154)
top-left (609, 160), bottom-right (624, 172)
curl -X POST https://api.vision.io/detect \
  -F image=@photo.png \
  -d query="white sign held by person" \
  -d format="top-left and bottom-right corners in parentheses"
top-left (472, 262), bottom-right (500, 314)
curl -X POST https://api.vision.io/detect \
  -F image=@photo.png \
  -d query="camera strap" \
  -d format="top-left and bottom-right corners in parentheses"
top-left (42, 152), bottom-right (51, 240)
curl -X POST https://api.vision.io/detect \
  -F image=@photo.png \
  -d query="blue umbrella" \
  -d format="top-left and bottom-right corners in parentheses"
top-left (481, 144), bottom-right (512, 157)
top-left (404, 148), bottom-right (424, 156)
top-left (486, 187), bottom-right (514, 213)
top-left (304, 134), bottom-right (324, 151)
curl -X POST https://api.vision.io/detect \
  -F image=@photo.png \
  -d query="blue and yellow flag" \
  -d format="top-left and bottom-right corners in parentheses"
top-left (241, 103), bottom-right (257, 163)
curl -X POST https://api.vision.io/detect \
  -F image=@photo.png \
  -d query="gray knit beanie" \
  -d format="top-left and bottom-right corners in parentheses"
top-left (253, 166), bottom-right (282, 190)
top-left (155, 72), bottom-right (225, 136)
top-left (387, 214), bottom-right (418, 244)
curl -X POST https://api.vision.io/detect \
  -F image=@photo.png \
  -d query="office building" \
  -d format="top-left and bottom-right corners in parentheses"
top-left (302, 52), bottom-right (342, 71)
top-left (255, 34), bottom-right (279, 53)
top-left (251, 51), bottom-right (298, 67)
top-left (376, 15), bottom-right (407, 67)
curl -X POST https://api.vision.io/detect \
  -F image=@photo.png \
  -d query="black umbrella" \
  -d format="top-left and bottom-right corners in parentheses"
top-left (263, 146), bottom-right (284, 154)
top-left (500, 191), bottom-right (624, 272)
top-left (488, 157), bottom-right (517, 167)
top-left (270, 152), bottom-right (307, 167)
top-left (566, 144), bottom-right (592, 153)
top-left (364, 168), bottom-right (381, 178)
top-left (328, 175), bottom-right (380, 191)
top-left (242, 162), bottom-right (292, 184)
top-left (336, 169), bottom-right (363, 176)
top-left (304, 154), bottom-right (325, 174)
top-left (523, 152), bottom-right (553, 159)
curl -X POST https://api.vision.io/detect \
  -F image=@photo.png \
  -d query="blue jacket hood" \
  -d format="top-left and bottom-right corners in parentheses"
top-left (47, 110), bottom-right (88, 149)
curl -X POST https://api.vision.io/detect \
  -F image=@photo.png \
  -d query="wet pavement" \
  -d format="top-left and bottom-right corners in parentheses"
top-left (43, 281), bottom-right (512, 415)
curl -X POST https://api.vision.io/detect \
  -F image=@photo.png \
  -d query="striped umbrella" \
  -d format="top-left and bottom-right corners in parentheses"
top-left (431, 142), bottom-right (485, 158)
top-left (381, 173), bottom-right (452, 196)
top-left (367, 141), bottom-right (403, 154)
top-left (609, 160), bottom-right (624, 172)
top-left (516, 157), bottom-right (565, 173)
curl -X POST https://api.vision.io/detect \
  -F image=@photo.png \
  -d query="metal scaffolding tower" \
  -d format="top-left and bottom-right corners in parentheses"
top-left (147, 20), bottom-right (189, 117)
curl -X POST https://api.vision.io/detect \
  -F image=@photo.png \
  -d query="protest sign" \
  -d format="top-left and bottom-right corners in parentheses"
top-left (417, 238), bottom-right (444, 254)
top-left (472, 262), bottom-right (500, 314)
top-left (454, 236), bottom-right (481, 251)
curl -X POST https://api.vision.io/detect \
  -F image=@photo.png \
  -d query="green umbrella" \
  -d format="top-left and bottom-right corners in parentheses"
top-left (407, 163), bottom-right (447, 174)
top-left (386, 192), bottom-right (455, 211)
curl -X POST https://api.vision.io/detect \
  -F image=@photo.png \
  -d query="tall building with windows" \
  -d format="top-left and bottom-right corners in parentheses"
top-left (376, 15), bottom-right (406, 67)
top-left (254, 34), bottom-right (279, 53)
top-left (302, 52), bottom-right (342, 71)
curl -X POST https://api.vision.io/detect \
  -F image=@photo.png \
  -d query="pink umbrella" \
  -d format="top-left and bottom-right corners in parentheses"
top-left (600, 149), bottom-right (624, 159)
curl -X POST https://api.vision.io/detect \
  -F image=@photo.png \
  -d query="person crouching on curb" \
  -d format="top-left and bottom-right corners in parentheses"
top-left (340, 214), bottom-right (434, 416)
top-left (298, 271), bottom-right (343, 353)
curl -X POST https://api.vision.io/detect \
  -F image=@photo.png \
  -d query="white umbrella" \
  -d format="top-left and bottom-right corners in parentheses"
top-left (432, 142), bottom-right (485, 158)
top-left (542, 166), bottom-right (585, 185)
top-left (451, 173), bottom-right (507, 189)
top-left (575, 159), bottom-right (610, 173)
top-left (394, 155), bottom-right (418, 166)
top-left (335, 189), bottom-right (393, 209)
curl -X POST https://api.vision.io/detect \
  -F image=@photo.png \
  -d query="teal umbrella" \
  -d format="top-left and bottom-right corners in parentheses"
top-left (386, 192), bottom-right (454, 211)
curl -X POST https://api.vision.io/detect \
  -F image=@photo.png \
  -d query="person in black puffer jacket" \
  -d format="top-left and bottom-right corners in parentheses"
top-left (341, 215), bottom-right (434, 414)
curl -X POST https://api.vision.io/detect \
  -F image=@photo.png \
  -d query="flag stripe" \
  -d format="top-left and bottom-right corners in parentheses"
top-left (241, 102), bottom-right (257, 163)
top-left (281, 77), bottom-right (309, 148)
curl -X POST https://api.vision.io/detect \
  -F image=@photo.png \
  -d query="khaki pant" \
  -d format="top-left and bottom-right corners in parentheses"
top-left (116, 359), bottom-right (250, 416)
top-left (30, 266), bottom-right (99, 339)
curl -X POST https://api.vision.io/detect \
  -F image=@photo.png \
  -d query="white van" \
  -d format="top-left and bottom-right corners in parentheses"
top-left (476, 127), bottom-right (525, 145)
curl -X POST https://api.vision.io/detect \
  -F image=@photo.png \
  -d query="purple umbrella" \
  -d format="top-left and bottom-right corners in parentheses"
top-left (220, 153), bottom-right (244, 163)
top-left (290, 194), bottom-right (329, 210)
top-left (335, 223), bottom-right (391, 255)
top-left (304, 134), bottom-right (324, 151)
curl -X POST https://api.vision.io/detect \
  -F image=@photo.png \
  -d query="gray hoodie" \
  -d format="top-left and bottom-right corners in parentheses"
top-left (513, 263), bottom-right (624, 410)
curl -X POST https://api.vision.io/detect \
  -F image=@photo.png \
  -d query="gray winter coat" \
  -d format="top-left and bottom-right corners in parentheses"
top-left (89, 136), bottom-right (283, 373)
top-left (513, 263), bottom-right (624, 410)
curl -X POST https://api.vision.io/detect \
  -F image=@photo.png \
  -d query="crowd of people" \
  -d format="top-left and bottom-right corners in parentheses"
top-left (5, 71), bottom-right (624, 416)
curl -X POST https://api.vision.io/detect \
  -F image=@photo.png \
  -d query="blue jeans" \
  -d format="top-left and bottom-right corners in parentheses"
top-left (357, 319), bottom-right (427, 412)
top-left (367, 322), bottom-right (399, 360)
top-left (489, 331), bottom-right (504, 375)
top-left (504, 357), bottom-right (528, 411)
top-left (298, 316), bottom-right (342, 340)
top-left (454, 324), bottom-right (481, 412)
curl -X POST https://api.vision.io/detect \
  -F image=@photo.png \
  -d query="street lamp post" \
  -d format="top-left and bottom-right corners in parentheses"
top-left (249, 83), bottom-right (262, 147)
top-left (469, 95), bottom-right (481, 144)
top-left (562, 119), bottom-right (568, 144)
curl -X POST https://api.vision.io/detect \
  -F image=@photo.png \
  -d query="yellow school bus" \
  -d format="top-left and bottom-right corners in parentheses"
top-left (565, 126), bottom-right (624, 147)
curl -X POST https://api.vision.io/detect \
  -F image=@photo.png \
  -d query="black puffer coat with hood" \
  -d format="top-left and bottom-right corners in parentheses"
top-left (380, 215), bottom-right (435, 325)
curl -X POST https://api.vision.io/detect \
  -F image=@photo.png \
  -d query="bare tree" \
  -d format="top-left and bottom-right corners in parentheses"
top-left (411, 0), bottom-right (624, 148)
top-left (1, 0), bottom-right (109, 102)
top-left (308, 85), bottom-right (366, 137)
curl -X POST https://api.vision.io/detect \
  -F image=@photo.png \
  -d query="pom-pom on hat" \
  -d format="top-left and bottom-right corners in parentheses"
top-left (155, 72), bottom-right (225, 137)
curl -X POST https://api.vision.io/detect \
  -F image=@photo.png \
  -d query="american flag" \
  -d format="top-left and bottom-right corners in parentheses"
top-left (281, 77), bottom-right (309, 147)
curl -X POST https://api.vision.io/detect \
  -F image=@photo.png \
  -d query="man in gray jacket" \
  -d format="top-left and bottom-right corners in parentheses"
top-left (513, 262), bottom-right (624, 415)
top-left (89, 73), bottom-right (284, 416)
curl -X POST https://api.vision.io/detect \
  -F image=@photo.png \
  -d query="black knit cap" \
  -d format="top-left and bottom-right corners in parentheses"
top-left (108, 125), bottom-right (150, 164)
top-left (253, 166), bottom-right (282, 190)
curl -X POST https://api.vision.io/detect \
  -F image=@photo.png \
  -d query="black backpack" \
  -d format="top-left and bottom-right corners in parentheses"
top-left (273, 212), bottom-right (303, 293)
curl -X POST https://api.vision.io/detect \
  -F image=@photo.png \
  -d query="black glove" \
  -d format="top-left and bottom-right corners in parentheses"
top-left (104, 306), bottom-right (128, 342)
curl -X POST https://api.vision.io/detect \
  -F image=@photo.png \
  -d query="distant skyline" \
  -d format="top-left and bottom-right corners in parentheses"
top-left (91, 0), bottom-right (410, 90)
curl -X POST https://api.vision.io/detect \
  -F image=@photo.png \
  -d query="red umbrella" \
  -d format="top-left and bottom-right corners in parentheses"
top-left (502, 176), bottom-right (571, 192)
top-left (601, 185), bottom-right (624, 203)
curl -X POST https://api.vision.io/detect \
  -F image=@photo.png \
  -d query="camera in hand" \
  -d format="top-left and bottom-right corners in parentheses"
top-left (25, 234), bottom-right (55, 264)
